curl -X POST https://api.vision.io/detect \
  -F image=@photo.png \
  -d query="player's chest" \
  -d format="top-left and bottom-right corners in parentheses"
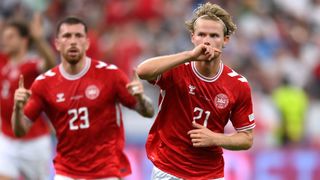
top-left (174, 77), bottom-right (236, 113)
top-left (45, 78), bottom-right (114, 111)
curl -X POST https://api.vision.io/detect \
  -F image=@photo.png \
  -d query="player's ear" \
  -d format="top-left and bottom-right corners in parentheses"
top-left (223, 35), bottom-right (230, 47)
top-left (85, 37), bottom-right (90, 51)
top-left (54, 38), bottom-right (60, 51)
top-left (191, 32), bottom-right (195, 44)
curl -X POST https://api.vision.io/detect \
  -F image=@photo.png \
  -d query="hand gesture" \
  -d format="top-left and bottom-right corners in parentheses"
top-left (14, 75), bottom-right (31, 109)
top-left (190, 44), bottom-right (221, 62)
top-left (30, 12), bottom-right (44, 40)
top-left (126, 69), bottom-right (144, 100)
top-left (187, 121), bottom-right (222, 147)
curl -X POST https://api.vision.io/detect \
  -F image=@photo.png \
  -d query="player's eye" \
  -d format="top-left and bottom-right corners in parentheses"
top-left (62, 33), bottom-right (71, 38)
top-left (210, 34), bottom-right (219, 38)
top-left (75, 33), bottom-right (84, 38)
top-left (197, 33), bottom-right (206, 37)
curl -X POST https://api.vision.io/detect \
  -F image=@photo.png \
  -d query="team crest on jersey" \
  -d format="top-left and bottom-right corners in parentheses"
top-left (214, 93), bottom-right (229, 109)
top-left (85, 85), bottom-right (100, 100)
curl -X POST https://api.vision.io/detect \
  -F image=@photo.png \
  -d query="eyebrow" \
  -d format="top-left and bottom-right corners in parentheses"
top-left (60, 32), bottom-right (85, 37)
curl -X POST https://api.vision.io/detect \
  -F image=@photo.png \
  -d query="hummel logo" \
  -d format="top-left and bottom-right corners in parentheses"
top-left (189, 85), bottom-right (196, 95)
top-left (56, 93), bottom-right (65, 102)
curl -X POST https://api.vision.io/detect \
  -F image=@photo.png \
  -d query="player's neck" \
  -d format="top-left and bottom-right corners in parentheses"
top-left (195, 59), bottom-right (221, 78)
top-left (9, 49), bottom-right (27, 64)
top-left (61, 56), bottom-right (87, 75)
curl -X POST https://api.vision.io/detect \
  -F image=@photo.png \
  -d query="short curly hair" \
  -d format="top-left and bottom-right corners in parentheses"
top-left (185, 2), bottom-right (237, 36)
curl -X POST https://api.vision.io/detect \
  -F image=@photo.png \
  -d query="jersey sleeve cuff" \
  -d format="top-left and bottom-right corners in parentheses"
top-left (235, 123), bottom-right (256, 132)
top-left (148, 75), bottom-right (161, 86)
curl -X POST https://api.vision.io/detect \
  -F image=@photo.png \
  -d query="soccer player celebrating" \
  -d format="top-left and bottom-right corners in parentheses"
top-left (0, 14), bottom-right (56, 180)
top-left (11, 17), bottom-right (154, 180)
top-left (137, 3), bottom-right (255, 179)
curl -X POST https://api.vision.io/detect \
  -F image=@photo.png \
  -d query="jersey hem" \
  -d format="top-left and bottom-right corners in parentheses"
top-left (55, 170), bottom-right (127, 179)
top-left (149, 159), bottom-right (224, 179)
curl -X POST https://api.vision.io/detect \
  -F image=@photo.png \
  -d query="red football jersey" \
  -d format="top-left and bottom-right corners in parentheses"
top-left (146, 61), bottom-right (255, 179)
top-left (0, 56), bottom-right (49, 139)
top-left (24, 58), bottom-right (137, 178)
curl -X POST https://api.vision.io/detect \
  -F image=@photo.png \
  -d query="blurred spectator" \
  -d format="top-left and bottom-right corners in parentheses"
top-left (272, 77), bottom-right (308, 146)
top-left (0, 13), bottom-right (55, 180)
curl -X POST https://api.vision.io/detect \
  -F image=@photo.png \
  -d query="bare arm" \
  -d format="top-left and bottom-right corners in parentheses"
top-left (137, 44), bottom-right (221, 81)
top-left (30, 13), bottom-right (56, 71)
top-left (11, 75), bottom-right (33, 137)
top-left (12, 102), bottom-right (33, 137)
top-left (188, 122), bottom-right (253, 150)
top-left (136, 51), bottom-right (193, 81)
top-left (126, 71), bottom-right (154, 117)
top-left (133, 94), bottom-right (154, 118)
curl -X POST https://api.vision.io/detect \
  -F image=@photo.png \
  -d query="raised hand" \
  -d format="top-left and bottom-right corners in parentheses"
top-left (190, 44), bottom-right (221, 62)
top-left (126, 69), bottom-right (144, 99)
top-left (30, 12), bottom-right (44, 40)
top-left (188, 121), bottom-right (222, 147)
top-left (14, 75), bottom-right (31, 108)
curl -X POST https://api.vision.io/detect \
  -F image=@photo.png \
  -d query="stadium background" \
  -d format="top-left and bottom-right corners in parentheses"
top-left (0, 0), bottom-right (320, 179)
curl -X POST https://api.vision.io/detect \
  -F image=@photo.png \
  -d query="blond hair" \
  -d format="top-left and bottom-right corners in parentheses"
top-left (185, 2), bottom-right (237, 36)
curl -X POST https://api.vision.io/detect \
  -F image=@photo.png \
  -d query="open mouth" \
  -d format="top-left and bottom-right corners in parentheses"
top-left (67, 48), bottom-right (80, 56)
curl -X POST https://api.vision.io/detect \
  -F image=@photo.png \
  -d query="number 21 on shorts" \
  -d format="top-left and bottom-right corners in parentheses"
top-left (193, 107), bottom-right (211, 127)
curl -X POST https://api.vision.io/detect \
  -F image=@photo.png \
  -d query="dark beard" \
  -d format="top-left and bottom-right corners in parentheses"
top-left (63, 52), bottom-right (83, 65)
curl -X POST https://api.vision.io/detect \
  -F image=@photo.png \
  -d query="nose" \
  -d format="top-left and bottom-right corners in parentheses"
top-left (203, 36), bottom-right (211, 46)
top-left (204, 41), bottom-right (210, 46)
top-left (70, 36), bottom-right (77, 45)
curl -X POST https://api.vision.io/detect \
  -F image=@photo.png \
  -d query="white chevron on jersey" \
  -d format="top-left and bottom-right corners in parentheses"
top-left (96, 61), bottom-right (107, 69)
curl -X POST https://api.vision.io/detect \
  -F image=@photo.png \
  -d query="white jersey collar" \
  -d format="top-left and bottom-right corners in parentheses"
top-left (191, 61), bottom-right (224, 82)
top-left (59, 57), bottom-right (91, 80)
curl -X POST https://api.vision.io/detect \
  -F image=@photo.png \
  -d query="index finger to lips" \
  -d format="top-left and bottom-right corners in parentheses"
top-left (213, 48), bottom-right (222, 53)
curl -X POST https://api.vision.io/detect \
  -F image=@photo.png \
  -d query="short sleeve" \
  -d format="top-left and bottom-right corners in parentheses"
top-left (148, 69), bottom-right (174, 90)
top-left (230, 82), bottom-right (255, 131)
top-left (23, 80), bottom-right (45, 122)
top-left (115, 69), bottom-right (137, 109)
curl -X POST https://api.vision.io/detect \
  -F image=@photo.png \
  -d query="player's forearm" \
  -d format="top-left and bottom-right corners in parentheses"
top-left (33, 38), bottom-right (56, 71)
top-left (137, 51), bottom-right (193, 81)
top-left (11, 105), bottom-right (32, 137)
top-left (218, 130), bottom-right (253, 150)
top-left (135, 95), bottom-right (155, 118)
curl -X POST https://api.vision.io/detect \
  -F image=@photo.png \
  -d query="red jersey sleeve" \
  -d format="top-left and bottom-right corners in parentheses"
top-left (230, 82), bottom-right (255, 131)
top-left (114, 69), bottom-right (137, 109)
top-left (23, 79), bottom-right (45, 122)
top-left (149, 68), bottom-right (176, 90)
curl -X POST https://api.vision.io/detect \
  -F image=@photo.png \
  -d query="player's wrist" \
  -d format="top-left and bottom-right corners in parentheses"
top-left (13, 102), bottom-right (23, 111)
top-left (211, 133), bottom-right (225, 147)
top-left (183, 51), bottom-right (195, 62)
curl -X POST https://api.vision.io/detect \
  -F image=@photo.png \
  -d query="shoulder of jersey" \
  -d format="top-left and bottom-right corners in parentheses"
top-left (35, 67), bottom-right (58, 81)
top-left (34, 60), bottom-right (118, 81)
top-left (93, 60), bottom-right (119, 71)
top-left (223, 65), bottom-right (249, 84)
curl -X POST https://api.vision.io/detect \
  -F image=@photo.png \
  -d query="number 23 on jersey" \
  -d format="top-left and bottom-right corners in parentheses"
top-left (68, 107), bottom-right (90, 130)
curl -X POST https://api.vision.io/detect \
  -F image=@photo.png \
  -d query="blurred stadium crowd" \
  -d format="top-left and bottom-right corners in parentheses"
top-left (0, 0), bottom-right (319, 178)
